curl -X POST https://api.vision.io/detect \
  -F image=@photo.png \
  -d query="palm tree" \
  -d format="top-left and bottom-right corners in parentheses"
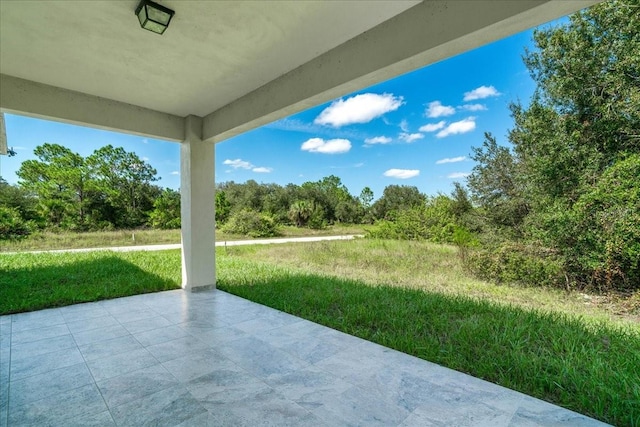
top-left (288, 200), bottom-right (313, 227)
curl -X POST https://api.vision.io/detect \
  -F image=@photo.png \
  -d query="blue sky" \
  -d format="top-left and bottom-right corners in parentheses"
top-left (1, 23), bottom-right (545, 201)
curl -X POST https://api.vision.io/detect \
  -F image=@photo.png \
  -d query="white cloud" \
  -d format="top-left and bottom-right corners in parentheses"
top-left (252, 167), bottom-right (272, 173)
top-left (399, 119), bottom-right (409, 132)
top-left (384, 169), bottom-right (420, 179)
top-left (447, 172), bottom-right (470, 179)
top-left (364, 136), bottom-right (392, 145)
top-left (314, 93), bottom-right (404, 127)
top-left (419, 121), bottom-right (446, 132)
top-left (459, 103), bottom-right (487, 111)
top-left (223, 158), bottom-right (272, 173)
top-left (436, 156), bottom-right (467, 164)
top-left (399, 132), bottom-right (424, 143)
top-left (436, 117), bottom-right (476, 138)
top-left (223, 158), bottom-right (253, 169)
top-left (426, 101), bottom-right (455, 118)
top-left (170, 171), bottom-right (180, 175)
top-left (142, 157), bottom-right (150, 162)
top-left (463, 85), bottom-right (500, 101)
top-left (301, 138), bottom-right (351, 154)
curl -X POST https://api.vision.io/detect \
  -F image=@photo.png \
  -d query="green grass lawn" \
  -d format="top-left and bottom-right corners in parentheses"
top-left (0, 224), bottom-right (365, 252)
top-left (1, 239), bottom-right (638, 425)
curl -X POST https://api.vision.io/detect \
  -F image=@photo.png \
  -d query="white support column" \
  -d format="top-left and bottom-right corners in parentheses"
top-left (180, 115), bottom-right (216, 291)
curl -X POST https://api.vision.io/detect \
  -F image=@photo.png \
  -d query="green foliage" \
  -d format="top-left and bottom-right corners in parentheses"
top-left (15, 143), bottom-right (161, 231)
top-left (215, 190), bottom-right (231, 224)
top-left (366, 195), bottom-right (460, 243)
top-left (222, 209), bottom-right (281, 238)
top-left (17, 143), bottom-right (93, 230)
top-left (288, 200), bottom-right (313, 227)
top-left (307, 204), bottom-right (327, 230)
top-left (467, 133), bottom-right (529, 231)
top-left (530, 155), bottom-right (640, 291)
top-left (87, 145), bottom-right (160, 228)
top-left (465, 0), bottom-right (640, 292)
top-left (370, 184), bottom-right (427, 220)
top-left (0, 178), bottom-right (39, 223)
top-left (149, 189), bottom-right (181, 229)
top-left (569, 155), bottom-right (640, 290)
top-left (465, 243), bottom-right (565, 288)
top-left (0, 206), bottom-right (32, 240)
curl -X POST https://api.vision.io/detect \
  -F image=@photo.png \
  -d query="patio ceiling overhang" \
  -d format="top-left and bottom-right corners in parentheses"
top-left (0, 0), bottom-right (598, 144)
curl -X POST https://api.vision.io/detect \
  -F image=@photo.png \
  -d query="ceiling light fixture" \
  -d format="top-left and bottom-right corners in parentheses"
top-left (135, 0), bottom-right (175, 35)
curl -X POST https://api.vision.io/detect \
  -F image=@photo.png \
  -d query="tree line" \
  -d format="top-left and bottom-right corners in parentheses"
top-left (0, 144), bottom-right (433, 238)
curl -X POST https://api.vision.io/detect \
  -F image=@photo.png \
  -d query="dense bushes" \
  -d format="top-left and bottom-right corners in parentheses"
top-left (221, 209), bottom-right (281, 238)
top-left (0, 207), bottom-right (32, 240)
top-left (527, 155), bottom-right (640, 291)
top-left (366, 198), bottom-right (454, 243)
top-left (464, 242), bottom-right (565, 288)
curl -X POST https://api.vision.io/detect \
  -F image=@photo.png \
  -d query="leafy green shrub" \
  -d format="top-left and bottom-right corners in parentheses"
top-left (365, 196), bottom-right (460, 243)
top-left (524, 155), bottom-right (640, 291)
top-left (222, 209), bottom-right (281, 238)
top-left (149, 189), bottom-right (181, 229)
top-left (0, 206), bottom-right (32, 240)
top-left (465, 242), bottom-right (564, 288)
top-left (307, 204), bottom-right (327, 230)
top-left (568, 155), bottom-right (640, 290)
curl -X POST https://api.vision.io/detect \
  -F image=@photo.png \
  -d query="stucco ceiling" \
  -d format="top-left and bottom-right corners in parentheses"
top-left (0, 1), bottom-right (419, 118)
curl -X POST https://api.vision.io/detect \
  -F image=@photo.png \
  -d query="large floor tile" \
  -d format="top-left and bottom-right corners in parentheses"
top-left (9, 363), bottom-right (93, 409)
top-left (78, 334), bottom-right (144, 361)
top-left (8, 383), bottom-right (107, 427)
top-left (161, 348), bottom-right (234, 383)
top-left (71, 323), bottom-right (130, 346)
top-left (217, 336), bottom-right (309, 381)
top-left (65, 314), bottom-right (120, 334)
top-left (146, 335), bottom-right (210, 363)
top-left (121, 315), bottom-right (174, 335)
top-left (134, 324), bottom-right (192, 347)
top-left (96, 363), bottom-right (179, 408)
top-left (109, 385), bottom-right (207, 427)
top-left (86, 347), bottom-right (159, 381)
top-left (9, 347), bottom-right (84, 381)
top-left (10, 334), bottom-right (77, 361)
top-left (10, 323), bottom-right (69, 346)
top-left (313, 384), bottom-right (411, 427)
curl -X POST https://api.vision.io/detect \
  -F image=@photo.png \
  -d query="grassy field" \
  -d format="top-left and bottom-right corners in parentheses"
top-left (1, 239), bottom-right (638, 425)
top-left (0, 224), bottom-right (365, 252)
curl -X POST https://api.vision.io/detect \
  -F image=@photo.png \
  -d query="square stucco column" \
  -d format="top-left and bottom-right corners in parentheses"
top-left (180, 115), bottom-right (215, 291)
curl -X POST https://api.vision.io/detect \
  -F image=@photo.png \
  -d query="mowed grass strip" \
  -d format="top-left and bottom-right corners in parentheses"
top-left (217, 255), bottom-right (640, 427)
top-left (0, 250), bottom-right (181, 314)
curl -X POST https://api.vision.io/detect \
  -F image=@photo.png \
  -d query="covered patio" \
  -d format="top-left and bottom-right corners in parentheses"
top-left (1, 1), bottom-right (606, 425)
top-left (0, 289), bottom-right (607, 426)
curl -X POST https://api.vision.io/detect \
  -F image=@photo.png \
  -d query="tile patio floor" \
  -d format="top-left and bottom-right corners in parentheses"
top-left (1, 289), bottom-right (608, 426)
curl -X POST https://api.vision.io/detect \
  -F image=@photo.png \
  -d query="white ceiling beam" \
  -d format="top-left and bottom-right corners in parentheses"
top-left (0, 74), bottom-right (184, 142)
top-left (203, 0), bottom-right (599, 143)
